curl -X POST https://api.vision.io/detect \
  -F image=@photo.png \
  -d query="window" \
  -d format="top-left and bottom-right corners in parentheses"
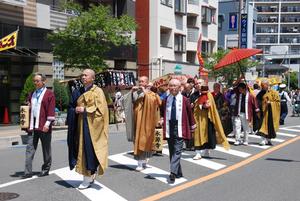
top-left (160, 27), bottom-right (172, 48)
top-left (202, 6), bottom-right (215, 24)
top-left (175, 0), bottom-right (186, 15)
top-left (161, 0), bottom-right (173, 7)
top-left (218, 15), bottom-right (224, 29)
top-left (174, 34), bottom-right (186, 53)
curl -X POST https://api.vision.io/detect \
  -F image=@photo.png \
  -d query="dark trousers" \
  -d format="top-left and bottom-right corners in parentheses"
top-left (167, 121), bottom-right (183, 177)
top-left (25, 130), bottom-right (52, 174)
top-left (280, 103), bottom-right (288, 124)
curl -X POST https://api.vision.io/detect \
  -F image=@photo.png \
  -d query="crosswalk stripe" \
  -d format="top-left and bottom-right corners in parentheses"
top-left (280, 128), bottom-right (300, 133)
top-left (248, 135), bottom-right (285, 143)
top-left (276, 132), bottom-right (297, 137)
top-left (162, 148), bottom-right (226, 170)
top-left (227, 138), bottom-right (270, 149)
top-left (214, 146), bottom-right (251, 158)
top-left (53, 167), bottom-right (127, 201)
top-left (109, 153), bottom-right (187, 186)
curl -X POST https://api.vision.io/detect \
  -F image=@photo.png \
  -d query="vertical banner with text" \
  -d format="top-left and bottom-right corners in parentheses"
top-left (240, 14), bottom-right (248, 49)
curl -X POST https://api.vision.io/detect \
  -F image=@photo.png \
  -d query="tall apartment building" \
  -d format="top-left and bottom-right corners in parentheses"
top-left (251, 0), bottom-right (300, 72)
top-left (136, 0), bottom-right (218, 80)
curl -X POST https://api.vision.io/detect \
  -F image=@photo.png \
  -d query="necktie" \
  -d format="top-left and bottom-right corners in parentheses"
top-left (171, 96), bottom-right (176, 121)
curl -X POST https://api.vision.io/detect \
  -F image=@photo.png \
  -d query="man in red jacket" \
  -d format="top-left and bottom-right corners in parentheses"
top-left (22, 73), bottom-right (55, 179)
top-left (162, 79), bottom-right (196, 183)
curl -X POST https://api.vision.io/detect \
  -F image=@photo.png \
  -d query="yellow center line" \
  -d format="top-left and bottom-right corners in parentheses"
top-left (141, 136), bottom-right (300, 201)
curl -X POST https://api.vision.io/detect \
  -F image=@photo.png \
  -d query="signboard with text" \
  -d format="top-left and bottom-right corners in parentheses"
top-left (240, 14), bottom-right (248, 48)
top-left (0, 30), bottom-right (18, 52)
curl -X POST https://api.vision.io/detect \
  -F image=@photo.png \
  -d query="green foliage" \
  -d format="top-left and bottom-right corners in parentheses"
top-left (205, 49), bottom-right (258, 86)
top-left (53, 80), bottom-right (69, 111)
top-left (284, 72), bottom-right (299, 90)
top-left (20, 73), bottom-right (35, 104)
top-left (48, 3), bottom-right (137, 72)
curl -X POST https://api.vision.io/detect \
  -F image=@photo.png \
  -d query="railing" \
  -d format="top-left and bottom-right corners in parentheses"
top-left (256, 36), bottom-right (278, 43)
top-left (187, 28), bottom-right (199, 42)
top-left (280, 36), bottom-right (300, 43)
top-left (257, 16), bottom-right (278, 23)
top-left (188, 0), bottom-right (199, 5)
top-left (257, 27), bottom-right (278, 33)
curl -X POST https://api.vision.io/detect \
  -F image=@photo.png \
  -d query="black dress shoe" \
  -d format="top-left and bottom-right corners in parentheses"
top-left (38, 170), bottom-right (49, 177)
top-left (169, 173), bottom-right (175, 183)
top-left (21, 173), bottom-right (33, 179)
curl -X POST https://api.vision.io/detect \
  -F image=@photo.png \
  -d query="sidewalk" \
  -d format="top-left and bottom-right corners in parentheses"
top-left (0, 123), bottom-right (126, 149)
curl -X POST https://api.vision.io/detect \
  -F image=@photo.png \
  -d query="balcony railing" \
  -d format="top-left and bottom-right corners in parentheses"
top-left (188, 0), bottom-right (198, 5)
top-left (257, 27), bottom-right (278, 33)
top-left (50, 6), bottom-right (78, 30)
top-left (281, 16), bottom-right (300, 23)
top-left (280, 36), bottom-right (300, 44)
top-left (256, 36), bottom-right (278, 43)
top-left (281, 6), bottom-right (300, 12)
top-left (257, 16), bottom-right (278, 23)
top-left (187, 28), bottom-right (199, 42)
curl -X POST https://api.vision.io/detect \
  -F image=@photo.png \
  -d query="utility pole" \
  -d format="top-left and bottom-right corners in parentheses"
top-left (288, 44), bottom-right (291, 91)
top-left (298, 64), bottom-right (300, 89)
top-left (238, 0), bottom-right (245, 48)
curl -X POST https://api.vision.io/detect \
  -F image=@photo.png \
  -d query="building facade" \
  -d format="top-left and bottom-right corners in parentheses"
top-left (218, 0), bottom-right (257, 49)
top-left (251, 0), bottom-right (300, 72)
top-left (136, 0), bottom-right (218, 80)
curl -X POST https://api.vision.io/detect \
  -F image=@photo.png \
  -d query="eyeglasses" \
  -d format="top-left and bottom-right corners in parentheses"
top-left (33, 80), bottom-right (42, 83)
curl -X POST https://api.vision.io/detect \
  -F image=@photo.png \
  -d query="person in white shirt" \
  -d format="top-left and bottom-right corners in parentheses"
top-left (278, 83), bottom-right (291, 125)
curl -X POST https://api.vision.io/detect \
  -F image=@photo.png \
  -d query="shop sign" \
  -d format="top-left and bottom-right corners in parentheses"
top-left (0, 30), bottom-right (18, 52)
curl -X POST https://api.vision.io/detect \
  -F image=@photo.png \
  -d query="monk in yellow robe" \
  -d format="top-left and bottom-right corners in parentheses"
top-left (124, 76), bottom-right (161, 171)
top-left (67, 69), bottom-right (109, 189)
top-left (256, 79), bottom-right (280, 146)
top-left (193, 85), bottom-right (230, 160)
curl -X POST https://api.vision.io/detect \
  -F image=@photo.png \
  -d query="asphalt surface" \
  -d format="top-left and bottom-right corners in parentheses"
top-left (0, 114), bottom-right (299, 201)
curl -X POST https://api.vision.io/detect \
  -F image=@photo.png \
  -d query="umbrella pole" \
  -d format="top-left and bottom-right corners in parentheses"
top-left (237, 62), bottom-right (245, 79)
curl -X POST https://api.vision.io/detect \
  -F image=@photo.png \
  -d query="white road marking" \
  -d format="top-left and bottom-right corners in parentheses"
top-left (162, 148), bottom-right (226, 170)
top-left (248, 135), bottom-right (285, 143)
top-left (215, 146), bottom-right (251, 158)
top-left (227, 138), bottom-right (270, 149)
top-left (109, 153), bottom-right (187, 186)
top-left (276, 132), bottom-right (297, 137)
top-left (53, 167), bottom-right (127, 201)
top-left (280, 128), bottom-right (300, 133)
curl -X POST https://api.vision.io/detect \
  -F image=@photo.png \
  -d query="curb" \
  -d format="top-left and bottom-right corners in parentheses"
top-left (0, 123), bottom-right (126, 149)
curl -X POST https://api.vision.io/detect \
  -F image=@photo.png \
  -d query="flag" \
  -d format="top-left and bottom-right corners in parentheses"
top-left (0, 30), bottom-right (18, 52)
top-left (196, 33), bottom-right (204, 68)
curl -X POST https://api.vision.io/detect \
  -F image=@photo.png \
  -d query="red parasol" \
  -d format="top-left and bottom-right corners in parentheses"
top-left (214, 48), bottom-right (262, 70)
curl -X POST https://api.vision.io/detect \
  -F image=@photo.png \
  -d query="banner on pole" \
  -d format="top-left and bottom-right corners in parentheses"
top-left (0, 30), bottom-right (18, 52)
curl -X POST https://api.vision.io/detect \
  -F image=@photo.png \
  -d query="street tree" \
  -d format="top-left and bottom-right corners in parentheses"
top-left (20, 73), bottom-right (35, 104)
top-left (53, 80), bottom-right (69, 111)
top-left (284, 72), bottom-right (298, 90)
top-left (48, 3), bottom-right (137, 72)
top-left (205, 49), bottom-right (258, 86)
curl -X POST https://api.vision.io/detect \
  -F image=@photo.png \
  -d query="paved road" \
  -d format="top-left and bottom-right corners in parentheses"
top-left (0, 115), bottom-right (300, 201)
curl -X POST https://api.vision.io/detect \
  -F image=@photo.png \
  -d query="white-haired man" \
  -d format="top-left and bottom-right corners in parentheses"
top-left (162, 79), bottom-right (196, 183)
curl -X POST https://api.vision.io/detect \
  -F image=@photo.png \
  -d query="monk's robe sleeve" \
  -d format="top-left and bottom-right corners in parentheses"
top-left (186, 99), bottom-right (196, 131)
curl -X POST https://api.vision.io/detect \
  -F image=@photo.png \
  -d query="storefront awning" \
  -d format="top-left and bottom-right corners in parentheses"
top-left (0, 47), bottom-right (38, 58)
